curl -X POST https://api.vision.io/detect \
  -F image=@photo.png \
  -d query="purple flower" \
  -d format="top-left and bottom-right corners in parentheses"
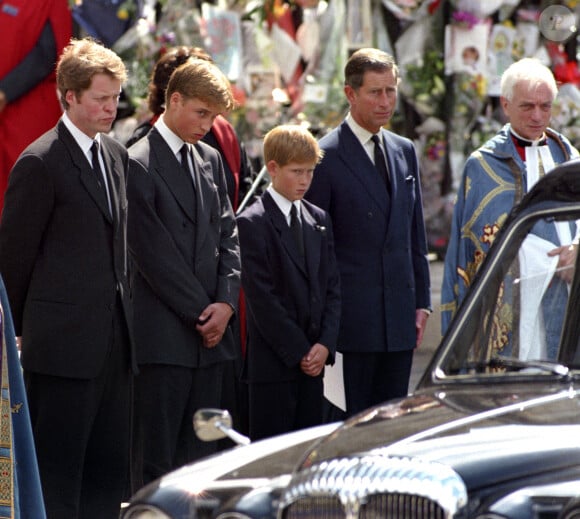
top-left (452, 10), bottom-right (480, 29)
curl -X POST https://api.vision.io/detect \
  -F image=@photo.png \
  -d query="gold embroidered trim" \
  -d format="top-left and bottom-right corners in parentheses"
top-left (0, 305), bottom-right (14, 517)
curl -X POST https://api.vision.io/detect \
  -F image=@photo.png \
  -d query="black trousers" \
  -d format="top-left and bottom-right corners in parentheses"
top-left (134, 362), bottom-right (224, 486)
top-left (342, 350), bottom-right (414, 418)
top-left (248, 373), bottom-right (323, 441)
top-left (25, 307), bottom-right (132, 519)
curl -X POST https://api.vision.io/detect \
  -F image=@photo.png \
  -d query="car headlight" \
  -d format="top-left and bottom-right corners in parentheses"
top-left (561, 500), bottom-right (580, 519)
top-left (121, 505), bottom-right (172, 519)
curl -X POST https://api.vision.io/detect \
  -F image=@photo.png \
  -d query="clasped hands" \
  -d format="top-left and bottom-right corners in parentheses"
top-left (301, 343), bottom-right (329, 377)
top-left (196, 302), bottom-right (234, 348)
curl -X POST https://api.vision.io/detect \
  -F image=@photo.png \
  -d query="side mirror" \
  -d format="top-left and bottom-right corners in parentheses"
top-left (193, 408), bottom-right (251, 446)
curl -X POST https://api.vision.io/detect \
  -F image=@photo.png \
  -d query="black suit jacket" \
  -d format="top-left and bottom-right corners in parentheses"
top-left (0, 120), bottom-right (135, 378)
top-left (236, 192), bottom-right (341, 383)
top-left (127, 128), bottom-right (240, 368)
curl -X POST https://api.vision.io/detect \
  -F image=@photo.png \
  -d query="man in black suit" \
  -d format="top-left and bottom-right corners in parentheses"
top-left (237, 124), bottom-right (341, 441)
top-left (305, 48), bottom-right (432, 418)
top-left (0, 38), bottom-right (135, 518)
top-left (127, 58), bottom-right (240, 483)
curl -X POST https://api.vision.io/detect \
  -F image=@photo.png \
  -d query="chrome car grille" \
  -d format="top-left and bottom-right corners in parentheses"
top-left (282, 494), bottom-right (446, 518)
top-left (279, 455), bottom-right (467, 519)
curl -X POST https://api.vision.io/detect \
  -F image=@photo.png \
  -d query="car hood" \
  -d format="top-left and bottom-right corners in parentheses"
top-left (299, 384), bottom-right (580, 489)
top-left (146, 422), bottom-right (340, 497)
top-left (144, 383), bottom-right (580, 499)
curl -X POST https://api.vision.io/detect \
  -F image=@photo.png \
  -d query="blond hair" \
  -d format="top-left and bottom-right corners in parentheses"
top-left (166, 59), bottom-right (235, 113)
top-left (263, 125), bottom-right (323, 166)
top-left (57, 38), bottom-right (127, 110)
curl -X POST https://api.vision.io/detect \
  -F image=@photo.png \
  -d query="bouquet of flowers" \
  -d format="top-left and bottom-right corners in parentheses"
top-left (402, 49), bottom-right (446, 118)
top-left (551, 84), bottom-right (580, 151)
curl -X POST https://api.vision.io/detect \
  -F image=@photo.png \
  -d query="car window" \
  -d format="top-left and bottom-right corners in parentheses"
top-left (438, 213), bottom-right (580, 378)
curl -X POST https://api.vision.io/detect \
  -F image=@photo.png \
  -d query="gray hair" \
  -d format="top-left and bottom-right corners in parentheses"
top-left (500, 58), bottom-right (557, 101)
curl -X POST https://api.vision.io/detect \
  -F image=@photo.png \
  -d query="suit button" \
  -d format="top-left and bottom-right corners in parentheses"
top-left (367, 212), bottom-right (373, 219)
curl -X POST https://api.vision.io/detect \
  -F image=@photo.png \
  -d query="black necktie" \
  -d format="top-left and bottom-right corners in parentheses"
top-left (90, 141), bottom-right (111, 214)
top-left (290, 203), bottom-right (305, 258)
top-left (180, 144), bottom-right (195, 189)
top-left (179, 144), bottom-right (198, 217)
top-left (371, 134), bottom-right (391, 195)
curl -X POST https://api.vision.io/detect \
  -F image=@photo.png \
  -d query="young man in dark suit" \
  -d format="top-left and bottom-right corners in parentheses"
top-left (305, 48), bottom-right (432, 418)
top-left (0, 38), bottom-right (135, 518)
top-left (237, 124), bottom-right (341, 441)
top-left (127, 58), bottom-right (240, 483)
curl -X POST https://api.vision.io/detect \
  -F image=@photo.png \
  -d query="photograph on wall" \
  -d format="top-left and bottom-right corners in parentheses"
top-left (444, 21), bottom-right (489, 76)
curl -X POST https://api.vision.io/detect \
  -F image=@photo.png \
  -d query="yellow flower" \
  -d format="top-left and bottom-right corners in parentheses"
top-left (493, 32), bottom-right (509, 52)
top-left (271, 0), bottom-right (286, 18)
top-left (475, 74), bottom-right (487, 98)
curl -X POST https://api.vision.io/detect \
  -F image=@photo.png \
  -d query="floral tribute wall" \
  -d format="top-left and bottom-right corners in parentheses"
top-left (110, 0), bottom-right (351, 160)
top-left (76, 0), bottom-right (580, 255)
top-left (387, 0), bottom-right (580, 254)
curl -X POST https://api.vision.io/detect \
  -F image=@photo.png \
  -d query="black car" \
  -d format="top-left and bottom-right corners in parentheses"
top-left (122, 160), bottom-right (580, 519)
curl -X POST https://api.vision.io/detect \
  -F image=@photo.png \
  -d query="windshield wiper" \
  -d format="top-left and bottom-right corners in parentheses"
top-left (488, 356), bottom-right (569, 376)
top-left (459, 357), bottom-right (570, 376)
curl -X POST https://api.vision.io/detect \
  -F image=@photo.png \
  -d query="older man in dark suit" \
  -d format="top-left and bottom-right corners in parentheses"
top-left (305, 48), bottom-right (432, 418)
top-left (127, 58), bottom-right (240, 484)
top-left (0, 38), bottom-right (135, 518)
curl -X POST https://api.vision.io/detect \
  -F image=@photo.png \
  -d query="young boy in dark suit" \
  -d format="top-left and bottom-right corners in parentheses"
top-left (236, 125), bottom-right (341, 440)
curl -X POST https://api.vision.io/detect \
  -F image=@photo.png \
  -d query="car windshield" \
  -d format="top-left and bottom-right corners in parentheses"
top-left (436, 208), bottom-right (580, 379)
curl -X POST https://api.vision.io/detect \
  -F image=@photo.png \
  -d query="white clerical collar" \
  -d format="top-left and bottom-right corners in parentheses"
top-left (510, 128), bottom-right (547, 147)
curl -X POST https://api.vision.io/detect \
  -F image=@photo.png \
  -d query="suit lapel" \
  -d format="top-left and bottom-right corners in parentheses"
top-left (57, 121), bottom-right (112, 223)
top-left (191, 145), bottom-right (212, 248)
top-left (149, 129), bottom-right (197, 223)
top-left (337, 122), bottom-right (390, 216)
top-left (263, 192), bottom-right (307, 276)
top-left (381, 130), bottom-right (403, 199)
top-left (100, 138), bottom-right (122, 225)
top-left (301, 203), bottom-right (321, 281)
